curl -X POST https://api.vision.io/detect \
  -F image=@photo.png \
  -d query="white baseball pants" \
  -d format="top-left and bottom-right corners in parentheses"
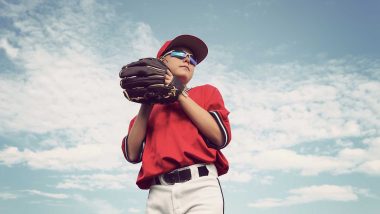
top-left (145, 164), bottom-right (224, 214)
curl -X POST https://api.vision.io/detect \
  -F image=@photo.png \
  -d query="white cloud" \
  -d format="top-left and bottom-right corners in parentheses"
top-left (196, 57), bottom-right (380, 180)
top-left (21, 189), bottom-right (124, 213)
top-left (241, 62), bottom-right (375, 138)
top-left (244, 149), bottom-right (353, 176)
top-left (27, 199), bottom-right (68, 207)
top-left (0, 143), bottom-right (139, 171)
top-left (0, 38), bottom-right (19, 59)
top-left (0, 0), bottom-right (155, 172)
top-left (0, 0), bottom-right (379, 186)
top-left (127, 207), bottom-right (142, 213)
top-left (0, 192), bottom-right (18, 200)
top-left (259, 176), bottom-right (274, 185)
top-left (355, 137), bottom-right (380, 175)
top-left (56, 173), bottom-right (136, 190)
top-left (219, 169), bottom-right (253, 183)
top-left (226, 137), bottom-right (380, 176)
top-left (0, 0), bottom-right (153, 135)
top-left (248, 185), bottom-right (368, 208)
top-left (264, 42), bottom-right (295, 57)
top-left (0, 147), bottom-right (25, 166)
top-left (0, 45), bottom-right (130, 135)
top-left (338, 148), bottom-right (367, 162)
top-left (129, 22), bottom-right (161, 58)
top-left (73, 195), bottom-right (123, 214)
top-left (80, 0), bottom-right (95, 11)
top-left (0, 0), bottom-right (43, 18)
top-left (357, 160), bottom-right (380, 175)
top-left (24, 189), bottom-right (69, 199)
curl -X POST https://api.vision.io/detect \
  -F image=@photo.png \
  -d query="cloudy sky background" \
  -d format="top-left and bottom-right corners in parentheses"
top-left (0, 0), bottom-right (379, 213)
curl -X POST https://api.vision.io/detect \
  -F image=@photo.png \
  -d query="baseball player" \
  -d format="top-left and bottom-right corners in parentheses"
top-left (121, 34), bottom-right (232, 213)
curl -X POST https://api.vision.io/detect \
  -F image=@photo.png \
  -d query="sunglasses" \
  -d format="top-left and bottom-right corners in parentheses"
top-left (163, 50), bottom-right (198, 66)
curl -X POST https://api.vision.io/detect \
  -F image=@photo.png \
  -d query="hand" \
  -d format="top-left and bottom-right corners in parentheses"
top-left (165, 69), bottom-right (174, 85)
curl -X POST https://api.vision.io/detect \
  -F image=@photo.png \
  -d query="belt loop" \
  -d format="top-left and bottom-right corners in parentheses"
top-left (198, 165), bottom-right (209, 177)
top-left (154, 176), bottom-right (161, 185)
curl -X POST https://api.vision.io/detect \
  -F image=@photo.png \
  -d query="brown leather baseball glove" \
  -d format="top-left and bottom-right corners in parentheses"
top-left (119, 58), bottom-right (185, 104)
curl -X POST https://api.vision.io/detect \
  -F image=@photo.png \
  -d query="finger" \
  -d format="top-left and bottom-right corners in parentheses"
top-left (166, 69), bottom-right (173, 77)
top-left (165, 79), bottom-right (171, 85)
top-left (164, 75), bottom-right (173, 85)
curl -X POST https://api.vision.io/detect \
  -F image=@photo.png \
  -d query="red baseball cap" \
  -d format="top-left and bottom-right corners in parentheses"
top-left (156, 34), bottom-right (208, 64)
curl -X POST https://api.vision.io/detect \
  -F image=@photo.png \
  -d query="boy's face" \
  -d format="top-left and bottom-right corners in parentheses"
top-left (162, 47), bottom-right (195, 85)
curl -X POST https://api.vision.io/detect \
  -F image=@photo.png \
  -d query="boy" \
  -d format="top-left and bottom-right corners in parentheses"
top-left (122, 34), bottom-right (232, 213)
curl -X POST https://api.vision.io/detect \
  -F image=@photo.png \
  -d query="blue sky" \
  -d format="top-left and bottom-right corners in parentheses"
top-left (0, 0), bottom-right (379, 213)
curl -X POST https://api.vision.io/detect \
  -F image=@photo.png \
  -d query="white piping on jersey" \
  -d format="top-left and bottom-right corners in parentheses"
top-left (210, 111), bottom-right (228, 149)
top-left (124, 136), bottom-right (144, 163)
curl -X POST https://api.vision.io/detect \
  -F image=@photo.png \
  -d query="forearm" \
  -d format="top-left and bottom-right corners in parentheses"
top-left (127, 104), bottom-right (153, 161)
top-left (178, 94), bottom-right (224, 147)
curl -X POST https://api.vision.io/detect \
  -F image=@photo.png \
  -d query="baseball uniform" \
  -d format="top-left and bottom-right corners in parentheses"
top-left (122, 84), bottom-right (231, 188)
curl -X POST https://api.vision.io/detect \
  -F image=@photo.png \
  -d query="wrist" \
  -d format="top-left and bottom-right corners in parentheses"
top-left (140, 103), bottom-right (153, 114)
top-left (181, 89), bottom-right (189, 98)
top-left (178, 87), bottom-right (189, 102)
top-left (178, 93), bottom-right (186, 102)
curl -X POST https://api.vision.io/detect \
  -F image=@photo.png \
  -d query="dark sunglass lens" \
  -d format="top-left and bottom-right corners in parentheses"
top-left (170, 51), bottom-right (197, 65)
top-left (171, 51), bottom-right (186, 59)
top-left (190, 58), bottom-right (197, 66)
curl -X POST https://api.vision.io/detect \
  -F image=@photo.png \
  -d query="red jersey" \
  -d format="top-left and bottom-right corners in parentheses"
top-left (121, 84), bottom-right (232, 189)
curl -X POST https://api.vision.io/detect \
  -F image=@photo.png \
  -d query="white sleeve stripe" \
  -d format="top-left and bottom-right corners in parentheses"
top-left (123, 136), bottom-right (127, 156)
top-left (210, 111), bottom-right (228, 149)
top-left (123, 135), bottom-right (144, 163)
top-left (123, 136), bottom-right (130, 161)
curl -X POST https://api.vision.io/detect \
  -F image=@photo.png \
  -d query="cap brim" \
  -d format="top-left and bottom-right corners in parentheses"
top-left (164, 35), bottom-right (208, 64)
